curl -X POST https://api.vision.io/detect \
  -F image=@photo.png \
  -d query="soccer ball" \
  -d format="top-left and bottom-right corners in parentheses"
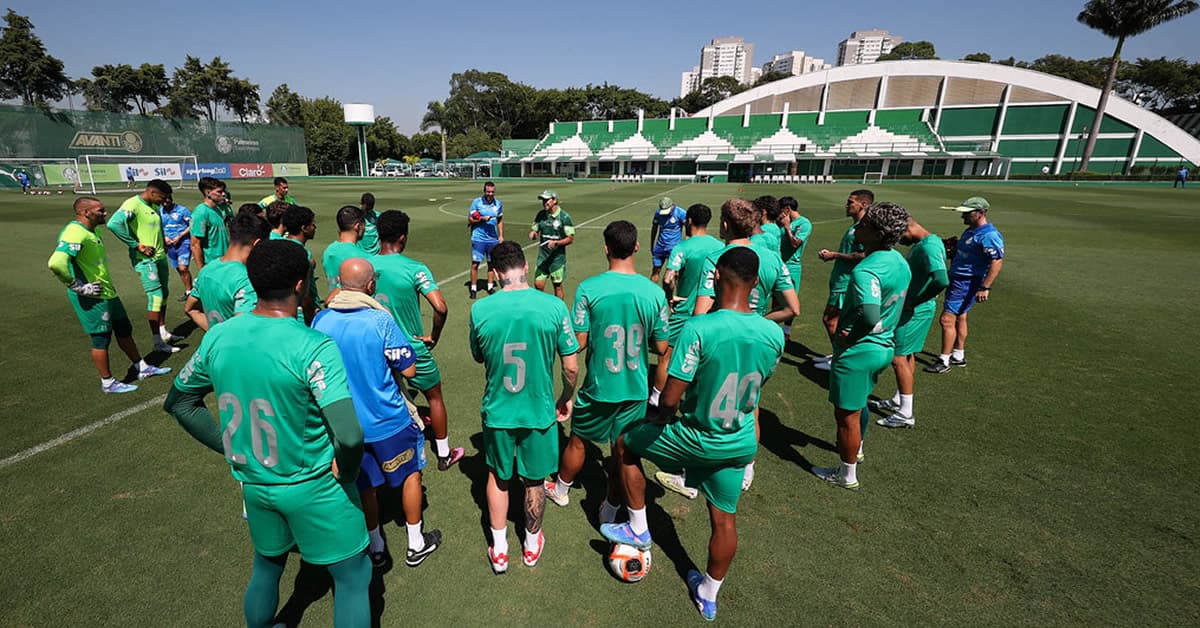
top-left (608, 543), bottom-right (651, 583)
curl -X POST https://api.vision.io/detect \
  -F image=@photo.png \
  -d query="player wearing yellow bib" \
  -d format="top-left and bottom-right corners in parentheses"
top-left (258, 176), bottom-right (297, 208)
top-left (322, 206), bottom-right (368, 290)
top-left (811, 202), bottom-right (912, 490)
top-left (106, 179), bottom-right (181, 355)
top-left (814, 189), bottom-right (872, 369)
top-left (48, 196), bottom-right (171, 393)
top-left (185, 212), bottom-right (271, 331)
top-left (603, 247), bottom-right (784, 621)
top-left (164, 239), bottom-right (372, 627)
top-left (544, 221), bottom-right (669, 522)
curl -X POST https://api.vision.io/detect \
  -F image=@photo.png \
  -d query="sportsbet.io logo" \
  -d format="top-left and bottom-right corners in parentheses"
top-left (69, 130), bottom-right (143, 153)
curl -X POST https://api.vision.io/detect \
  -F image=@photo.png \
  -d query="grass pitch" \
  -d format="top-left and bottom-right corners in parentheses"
top-left (1, 178), bottom-right (1197, 626)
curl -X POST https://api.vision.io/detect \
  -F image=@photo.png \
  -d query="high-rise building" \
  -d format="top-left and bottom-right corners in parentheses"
top-left (836, 29), bottom-right (902, 66)
top-left (761, 50), bottom-right (831, 77)
top-left (679, 36), bottom-right (756, 97)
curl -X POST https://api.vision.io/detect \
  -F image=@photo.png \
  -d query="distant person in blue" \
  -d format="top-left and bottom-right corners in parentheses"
top-left (312, 257), bottom-right (442, 570)
top-left (467, 181), bottom-right (504, 299)
top-left (650, 196), bottom-right (687, 283)
top-left (125, 166), bottom-right (136, 189)
top-left (15, 170), bottom-right (30, 194)
top-left (160, 195), bottom-right (194, 299)
top-left (1175, 166), bottom-right (1189, 189)
top-left (926, 196), bottom-right (1004, 375)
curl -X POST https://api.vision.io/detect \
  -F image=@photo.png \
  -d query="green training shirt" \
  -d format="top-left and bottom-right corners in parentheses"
top-left (191, 202), bottom-right (231, 263)
top-left (321, 241), bottom-right (368, 289)
top-left (110, 195), bottom-right (166, 263)
top-left (572, 271), bottom-right (669, 403)
top-left (48, 221), bottom-right (117, 299)
top-left (904, 234), bottom-right (948, 317)
top-left (258, 194), bottom-right (298, 208)
top-left (373, 252), bottom-right (438, 360)
top-left (828, 222), bottom-right (863, 295)
top-left (837, 248), bottom-right (912, 349)
top-left (532, 207), bottom-right (575, 270)
top-left (750, 223), bottom-right (782, 253)
top-left (174, 313), bottom-right (352, 485)
top-left (357, 209), bottom-right (380, 255)
top-left (469, 289), bottom-right (579, 429)
top-left (780, 216), bottom-right (813, 268)
top-left (696, 243), bottom-right (793, 316)
top-left (666, 234), bottom-right (724, 318)
top-left (192, 259), bottom-right (255, 327)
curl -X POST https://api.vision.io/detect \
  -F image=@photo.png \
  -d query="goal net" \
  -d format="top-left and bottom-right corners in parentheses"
top-left (861, 171), bottom-right (885, 185)
top-left (0, 157), bottom-right (81, 191)
top-left (79, 154), bottom-right (199, 195)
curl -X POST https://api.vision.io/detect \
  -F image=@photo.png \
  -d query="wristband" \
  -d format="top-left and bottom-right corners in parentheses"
top-left (980, 286), bottom-right (991, 291)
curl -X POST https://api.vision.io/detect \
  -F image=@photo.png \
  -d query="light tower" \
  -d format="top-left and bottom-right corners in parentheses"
top-left (343, 103), bottom-right (375, 176)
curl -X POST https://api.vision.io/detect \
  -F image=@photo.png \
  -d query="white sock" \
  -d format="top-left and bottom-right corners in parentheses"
top-left (842, 461), bottom-right (857, 484)
top-left (648, 387), bottom-right (661, 407)
top-left (628, 507), bottom-right (648, 535)
top-left (523, 528), bottom-right (542, 553)
top-left (101, 376), bottom-right (116, 387)
top-left (554, 477), bottom-right (571, 496)
top-left (599, 499), bottom-right (620, 524)
top-left (159, 326), bottom-right (171, 339)
top-left (857, 441), bottom-right (864, 457)
top-left (490, 527), bottom-right (508, 555)
top-left (368, 527), bottom-right (385, 553)
top-left (891, 390), bottom-right (901, 405)
top-left (407, 521), bottom-right (425, 551)
top-left (435, 438), bottom-right (450, 458)
top-left (938, 353), bottom-right (950, 365)
top-left (137, 359), bottom-right (150, 371)
top-left (952, 348), bottom-right (965, 361)
top-left (698, 573), bottom-right (723, 600)
top-left (899, 394), bottom-right (914, 417)
top-left (487, 282), bottom-right (495, 291)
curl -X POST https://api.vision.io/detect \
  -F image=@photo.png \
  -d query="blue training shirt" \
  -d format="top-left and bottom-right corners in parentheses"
top-left (951, 223), bottom-right (1004, 277)
top-left (652, 205), bottom-right (688, 251)
top-left (469, 196), bottom-right (503, 242)
top-left (161, 204), bottom-right (191, 241)
top-left (312, 306), bottom-right (418, 442)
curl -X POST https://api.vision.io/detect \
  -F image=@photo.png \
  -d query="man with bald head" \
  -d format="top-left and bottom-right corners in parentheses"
top-left (312, 257), bottom-right (442, 570)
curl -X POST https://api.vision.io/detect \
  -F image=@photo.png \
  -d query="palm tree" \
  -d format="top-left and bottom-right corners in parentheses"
top-left (1076, 0), bottom-right (1197, 171)
top-left (421, 101), bottom-right (448, 174)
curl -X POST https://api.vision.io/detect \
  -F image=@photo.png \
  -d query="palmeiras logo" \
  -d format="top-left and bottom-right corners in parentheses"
top-left (69, 130), bottom-right (143, 153)
top-left (215, 136), bottom-right (234, 154)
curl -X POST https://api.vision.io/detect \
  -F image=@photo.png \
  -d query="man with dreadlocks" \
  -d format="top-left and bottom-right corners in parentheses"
top-left (810, 202), bottom-right (912, 491)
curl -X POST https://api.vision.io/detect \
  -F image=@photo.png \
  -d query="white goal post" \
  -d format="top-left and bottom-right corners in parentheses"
top-left (0, 157), bottom-right (81, 190)
top-left (80, 154), bottom-right (199, 195)
top-left (862, 171), bottom-right (885, 185)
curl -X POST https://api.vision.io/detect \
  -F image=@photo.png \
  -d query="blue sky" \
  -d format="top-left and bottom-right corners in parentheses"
top-left (16, 0), bottom-right (1199, 134)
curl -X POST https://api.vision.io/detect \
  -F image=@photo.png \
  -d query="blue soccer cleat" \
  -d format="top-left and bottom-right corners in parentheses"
top-left (137, 364), bottom-right (172, 380)
top-left (687, 569), bottom-right (717, 621)
top-left (101, 380), bottom-right (138, 394)
top-left (599, 523), bottom-right (651, 550)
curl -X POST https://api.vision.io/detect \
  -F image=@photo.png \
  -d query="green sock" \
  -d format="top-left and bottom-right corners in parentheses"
top-left (326, 552), bottom-right (372, 628)
top-left (244, 552), bottom-right (287, 628)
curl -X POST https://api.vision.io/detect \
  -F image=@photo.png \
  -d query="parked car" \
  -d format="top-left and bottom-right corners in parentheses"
top-left (369, 166), bottom-right (385, 177)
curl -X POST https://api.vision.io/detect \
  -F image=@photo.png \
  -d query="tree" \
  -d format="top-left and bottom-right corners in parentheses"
top-left (448, 127), bottom-right (499, 158)
top-left (421, 100), bottom-right (448, 167)
top-left (1118, 57), bottom-right (1200, 110)
top-left (265, 84), bottom-right (303, 126)
top-left (409, 132), bottom-right (443, 160)
top-left (754, 70), bottom-right (793, 86)
top-left (0, 10), bottom-right (70, 107)
top-left (963, 52), bottom-right (992, 63)
top-left (1028, 54), bottom-right (1110, 88)
top-left (81, 63), bottom-right (170, 114)
top-left (878, 41), bottom-right (938, 61)
top-left (299, 96), bottom-right (354, 175)
top-left (163, 56), bottom-right (260, 121)
top-left (672, 76), bottom-right (747, 113)
top-left (1076, 0), bottom-right (1198, 170)
top-left (365, 116), bottom-right (409, 159)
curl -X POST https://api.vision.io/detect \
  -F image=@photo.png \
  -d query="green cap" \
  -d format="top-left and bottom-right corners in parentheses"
top-left (537, 190), bottom-right (558, 201)
top-left (942, 196), bottom-right (990, 213)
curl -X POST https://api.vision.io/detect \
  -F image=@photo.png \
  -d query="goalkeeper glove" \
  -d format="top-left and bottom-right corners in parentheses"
top-left (69, 280), bottom-right (103, 297)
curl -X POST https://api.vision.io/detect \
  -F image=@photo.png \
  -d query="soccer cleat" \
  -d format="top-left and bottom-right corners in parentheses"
top-left (543, 480), bottom-right (570, 507)
top-left (469, 288), bottom-right (477, 300)
top-left (486, 284), bottom-right (496, 295)
top-left (950, 356), bottom-right (967, 368)
top-left (160, 329), bottom-right (184, 343)
top-left (522, 530), bottom-right (545, 567)
top-left (102, 380), bottom-right (138, 394)
top-left (877, 413), bottom-right (915, 429)
top-left (741, 461), bottom-right (755, 491)
top-left (687, 569), bottom-right (718, 622)
top-left (153, 340), bottom-right (181, 354)
top-left (812, 466), bottom-right (860, 490)
top-left (857, 451), bottom-right (865, 464)
top-left (869, 398), bottom-right (898, 413)
top-left (600, 523), bottom-right (652, 550)
top-left (488, 546), bottom-right (509, 575)
top-left (370, 549), bottom-right (393, 573)
top-left (405, 529), bottom-right (441, 567)
top-left (923, 360), bottom-right (951, 374)
top-left (655, 471), bottom-right (698, 500)
top-left (813, 357), bottom-right (832, 371)
top-left (437, 447), bottom-right (465, 471)
top-left (137, 363), bottom-right (172, 380)
top-left (813, 354), bottom-right (832, 364)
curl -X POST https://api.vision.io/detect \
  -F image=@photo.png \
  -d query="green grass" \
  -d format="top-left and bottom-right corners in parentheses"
top-left (1, 179), bottom-right (1198, 626)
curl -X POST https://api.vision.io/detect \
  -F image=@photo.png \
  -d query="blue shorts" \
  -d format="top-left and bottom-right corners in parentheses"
top-left (943, 275), bottom-right (984, 315)
top-left (166, 241), bottom-right (191, 268)
top-left (471, 240), bottom-right (498, 263)
top-left (356, 423), bottom-right (426, 490)
top-left (651, 244), bottom-right (675, 268)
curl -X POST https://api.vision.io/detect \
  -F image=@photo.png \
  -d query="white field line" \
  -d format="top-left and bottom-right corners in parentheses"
top-left (0, 394), bottom-right (167, 470)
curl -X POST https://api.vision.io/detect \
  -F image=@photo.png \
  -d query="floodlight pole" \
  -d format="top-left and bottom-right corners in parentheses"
top-left (357, 126), bottom-right (369, 177)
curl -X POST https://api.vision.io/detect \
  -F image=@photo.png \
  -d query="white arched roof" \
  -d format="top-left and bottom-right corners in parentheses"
top-left (695, 60), bottom-right (1200, 164)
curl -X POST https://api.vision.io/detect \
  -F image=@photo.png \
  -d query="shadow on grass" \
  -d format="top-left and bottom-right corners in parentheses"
top-left (758, 407), bottom-right (836, 473)
top-left (272, 558), bottom-right (388, 628)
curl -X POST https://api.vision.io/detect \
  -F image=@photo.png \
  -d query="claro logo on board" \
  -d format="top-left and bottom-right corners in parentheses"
top-left (232, 163), bottom-right (273, 178)
top-left (69, 130), bottom-right (143, 153)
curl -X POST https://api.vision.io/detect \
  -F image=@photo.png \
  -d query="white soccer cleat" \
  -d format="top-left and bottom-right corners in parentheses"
top-left (811, 466), bottom-right (859, 490)
top-left (869, 398), bottom-right (898, 413)
top-left (741, 461), bottom-right (755, 491)
top-left (876, 413), bottom-right (915, 429)
top-left (655, 471), bottom-right (698, 499)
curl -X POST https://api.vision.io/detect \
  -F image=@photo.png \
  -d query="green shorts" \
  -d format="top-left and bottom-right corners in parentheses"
top-left (535, 260), bottom-right (566, 284)
top-left (242, 473), bottom-right (368, 565)
top-left (893, 308), bottom-right (935, 357)
top-left (409, 346), bottom-right (442, 391)
top-left (787, 263), bottom-right (803, 293)
top-left (826, 290), bottom-right (845, 309)
top-left (667, 312), bottom-right (690, 346)
top-left (69, 294), bottom-right (131, 336)
top-left (483, 424), bottom-right (558, 481)
top-left (829, 342), bottom-right (893, 411)
top-left (135, 257), bottom-right (170, 311)
top-left (571, 391), bottom-right (646, 445)
top-left (624, 421), bottom-right (755, 514)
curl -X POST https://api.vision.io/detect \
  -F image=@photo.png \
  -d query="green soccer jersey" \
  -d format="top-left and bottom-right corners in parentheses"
top-left (696, 243), bottom-right (793, 316)
top-left (532, 207), bottom-right (575, 270)
top-left (109, 195), bottom-right (166, 263)
top-left (321, 241), bottom-right (368, 289)
top-left (48, 221), bottom-right (117, 299)
top-left (837, 248), bottom-right (912, 349)
top-left (259, 194), bottom-right (298, 208)
top-left (829, 222), bottom-right (864, 294)
top-left (373, 252), bottom-right (438, 354)
top-left (470, 289), bottom-right (579, 429)
top-left (572, 271), bottom-right (670, 403)
top-left (191, 202), bottom-right (231, 264)
top-left (904, 234), bottom-right (948, 317)
top-left (174, 313), bottom-right (352, 485)
top-left (666, 234), bottom-right (724, 317)
top-left (750, 223), bottom-right (782, 253)
top-left (358, 209), bottom-right (380, 255)
top-left (780, 216), bottom-right (813, 267)
top-left (668, 310), bottom-right (784, 450)
top-left (192, 259), bottom-right (255, 327)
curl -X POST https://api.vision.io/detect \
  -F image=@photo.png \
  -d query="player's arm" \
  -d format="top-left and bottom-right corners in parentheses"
top-left (422, 289), bottom-right (448, 348)
top-left (657, 324), bottom-right (699, 424)
top-left (496, 206), bottom-right (504, 241)
top-left (164, 385), bottom-right (224, 454)
top-left (321, 399), bottom-right (364, 482)
top-left (765, 288), bottom-right (800, 322)
top-left (48, 235), bottom-right (103, 296)
top-left (655, 376), bottom-right (690, 423)
top-left (557, 352), bottom-right (579, 423)
top-left (190, 209), bottom-right (207, 268)
top-left (650, 220), bottom-right (660, 248)
top-left (692, 259), bottom-right (716, 315)
top-left (558, 221), bottom-right (575, 248)
top-left (184, 294), bottom-right (209, 331)
top-left (650, 302), bottom-right (670, 356)
top-left (837, 269), bottom-right (881, 347)
top-left (977, 259), bottom-right (1002, 302)
top-left (105, 208), bottom-right (140, 251)
top-left (468, 312), bottom-right (484, 363)
top-left (916, 269), bottom-right (950, 305)
top-left (663, 249), bottom-right (685, 301)
top-left (783, 224), bottom-right (806, 248)
top-left (384, 316), bottom-right (419, 380)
